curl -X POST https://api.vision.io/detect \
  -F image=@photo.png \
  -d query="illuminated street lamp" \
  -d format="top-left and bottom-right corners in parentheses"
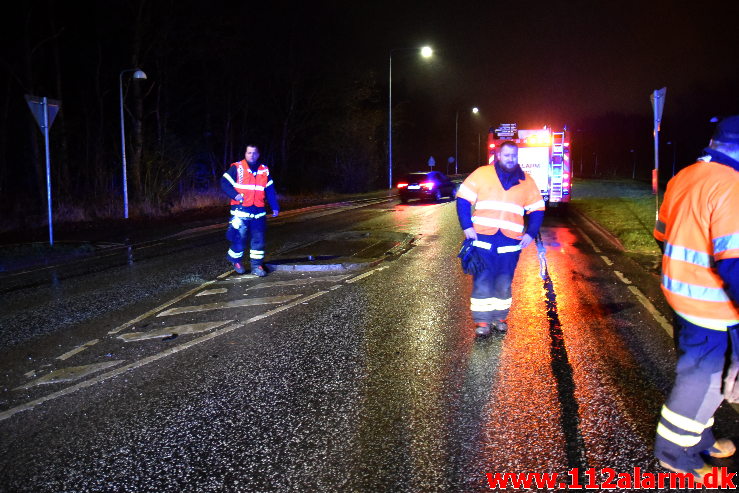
top-left (388, 46), bottom-right (433, 189)
top-left (119, 68), bottom-right (147, 218)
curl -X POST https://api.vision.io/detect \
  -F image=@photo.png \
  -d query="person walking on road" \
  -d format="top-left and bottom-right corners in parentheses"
top-left (221, 144), bottom-right (279, 276)
top-left (456, 141), bottom-right (545, 336)
top-left (653, 115), bottom-right (739, 481)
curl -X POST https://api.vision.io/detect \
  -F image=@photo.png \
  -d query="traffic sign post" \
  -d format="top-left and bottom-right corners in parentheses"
top-left (650, 87), bottom-right (666, 218)
top-left (25, 95), bottom-right (61, 246)
top-left (428, 155), bottom-right (436, 170)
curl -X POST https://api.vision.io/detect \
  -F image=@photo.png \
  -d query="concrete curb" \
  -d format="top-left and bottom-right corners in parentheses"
top-left (569, 206), bottom-right (625, 251)
top-left (265, 233), bottom-right (415, 272)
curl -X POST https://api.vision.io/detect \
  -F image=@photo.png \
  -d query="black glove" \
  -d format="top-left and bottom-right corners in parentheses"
top-left (458, 239), bottom-right (484, 275)
top-left (723, 323), bottom-right (739, 403)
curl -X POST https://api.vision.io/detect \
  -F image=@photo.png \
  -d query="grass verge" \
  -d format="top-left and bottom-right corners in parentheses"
top-left (571, 178), bottom-right (661, 255)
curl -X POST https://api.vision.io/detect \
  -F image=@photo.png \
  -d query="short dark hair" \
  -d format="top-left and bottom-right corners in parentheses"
top-left (245, 144), bottom-right (259, 152)
top-left (499, 140), bottom-right (518, 150)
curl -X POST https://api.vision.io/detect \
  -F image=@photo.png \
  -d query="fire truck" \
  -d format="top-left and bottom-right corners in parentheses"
top-left (488, 124), bottom-right (572, 207)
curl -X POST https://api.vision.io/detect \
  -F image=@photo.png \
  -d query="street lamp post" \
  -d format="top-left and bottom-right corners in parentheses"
top-left (454, 110), bottom-right (458, 174)
top-left (119, 68), bottom-right (147, 218)
top-left (666, 141), bottom-right (676, 176)
top-left (477, 133), bottom-right (481, 166)
top-left (472, 107), bottom-right (480, 167)
top-left (388, 46), bottom-right (432, 189)
top-left (455, 106), bottom-right (480, 174)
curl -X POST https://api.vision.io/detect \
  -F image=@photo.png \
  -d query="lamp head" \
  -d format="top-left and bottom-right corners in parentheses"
top-left (420, 46), bottom-right (433, 58)
top-left (133, 70), bottom-right (147, 80)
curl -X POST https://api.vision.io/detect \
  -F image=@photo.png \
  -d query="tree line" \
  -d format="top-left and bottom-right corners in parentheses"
top-left (0, 1), bottom-right (393, 224)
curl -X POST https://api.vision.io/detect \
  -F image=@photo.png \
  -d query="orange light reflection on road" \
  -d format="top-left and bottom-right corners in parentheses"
top-left (542, 226), bottom-right (659, 469)
top-left (477, 246), bottom-right (570, 472)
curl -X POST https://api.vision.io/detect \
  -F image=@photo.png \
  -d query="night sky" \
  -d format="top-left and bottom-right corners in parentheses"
top-left (2, 0), bottom-right (738, 211)
top-left (355, 0), bottom-right (739, 127)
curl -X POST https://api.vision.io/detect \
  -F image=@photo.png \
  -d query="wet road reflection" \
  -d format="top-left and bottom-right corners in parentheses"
top-left (2, 203), bottom-right (735, 491)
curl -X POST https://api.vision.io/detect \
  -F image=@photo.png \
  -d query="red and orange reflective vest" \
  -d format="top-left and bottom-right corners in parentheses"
top-left (654, 160), bottom-right (739, 330)
top-left (225, 160), bottom-right (272, 208)
top-left (456, 165), bottom-right (545, 239)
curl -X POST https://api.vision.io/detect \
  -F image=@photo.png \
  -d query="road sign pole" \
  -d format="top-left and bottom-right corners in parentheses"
top-left (42, 97), bottom-right (54, 246)
top-left (650, 87), bottom-right (666, 219)
top-left (25, 95), bottom-right (60, 246)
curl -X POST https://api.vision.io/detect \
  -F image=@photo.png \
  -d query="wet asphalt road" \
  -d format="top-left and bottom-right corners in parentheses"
top-left (1, 198), bottom-right (738, 492)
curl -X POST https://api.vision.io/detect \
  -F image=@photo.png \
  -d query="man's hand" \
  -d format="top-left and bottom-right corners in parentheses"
top-left (519, 233), bottom-right (534, 249)
top-left (464, 227), bottom-right (477, 240)
top-left (272, 210), bottom-right (279, 218)
top-left (234, 193), bottom-right (244, 203)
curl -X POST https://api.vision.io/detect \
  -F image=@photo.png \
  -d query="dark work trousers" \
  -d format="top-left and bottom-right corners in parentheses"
top-left (654, 315), bottom-right (729, 471)
top-left (470, 239), bottom-right (522, 323)
top-left (226, 215), bottom-right (266, 268)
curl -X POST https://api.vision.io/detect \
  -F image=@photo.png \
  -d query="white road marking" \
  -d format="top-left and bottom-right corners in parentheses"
top-left (245, 291), bottom-right (328, 323)
top-left (613, 270), bottom-right (632, 285)
top-left (628, 285), bottom-right (673, 337)
top-left (244, 275), bottom-right (351, 290)
top-left (157, 294), bottom-right (302, 317)
top-left (576, 226), bottom-right (602, 253)
top-left (345, 265), bottom-right (388, 284)
top-left (109, 280), bottom-right (217, 333)
top-left (196, 288), bottom-right (228, 296)
top-left (14, 361), bottom-right (125, 390)
top-left (56, 339), bottom-right (100, 360)
top-left (577, 225), bottom-right (672, 336)
top-left (0, 291), bottom-right (329, 421)
top-left (118, 321), bottom-right (232, 342)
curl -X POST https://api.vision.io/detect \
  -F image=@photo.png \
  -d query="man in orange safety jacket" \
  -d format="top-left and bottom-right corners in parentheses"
top-left (456, 141), bottom-right (545, 336)
top-left (653, 115), bottom-right (739, 481)
top-left (221, 144), bottom-right (279, 276)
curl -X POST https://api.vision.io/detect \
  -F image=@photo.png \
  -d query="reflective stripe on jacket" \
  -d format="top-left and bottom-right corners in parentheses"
top-left (456, 165), bottom-right (545, 238)
top-left (655, 161), bottom-right (739, 330)
top-left (223, 161), bottom-right (272, 208)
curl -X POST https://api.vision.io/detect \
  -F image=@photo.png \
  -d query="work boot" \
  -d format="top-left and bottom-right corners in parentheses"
top-left (707, 438), bottom-right (736, 458)
top-left (658, 460), bottom-right (713, 484)
top-left (251, 265), bottom-right (267, 277)
top-left (233, 262), bottom-right (246, 274)
top-left (492, 320), bottom-right (508, 332)
top-left (474, 322), bottom-right (491, 336)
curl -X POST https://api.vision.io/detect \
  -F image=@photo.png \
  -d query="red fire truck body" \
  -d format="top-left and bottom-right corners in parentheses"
top-left (487, 124), bottom-right (572, 206)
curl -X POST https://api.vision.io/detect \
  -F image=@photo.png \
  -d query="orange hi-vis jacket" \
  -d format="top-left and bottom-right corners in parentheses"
top-left (654, 160), bottom-right (739, 330)
top-left (225, 161), bottom-right (272, 208)
top-left (456, 165), bottom-right (545, 238)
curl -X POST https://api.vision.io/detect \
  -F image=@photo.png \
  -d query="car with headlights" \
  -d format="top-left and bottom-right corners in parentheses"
top-left (397, 171), bottom-right (456, 203)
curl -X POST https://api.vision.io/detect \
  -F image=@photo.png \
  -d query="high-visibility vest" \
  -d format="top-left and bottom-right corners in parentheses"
top-left (654, 160), bottom-right (739, 330)
top-left (227, 161), bottom-right (272, 208)
top-left (456, 165), bottom-right (545, 238)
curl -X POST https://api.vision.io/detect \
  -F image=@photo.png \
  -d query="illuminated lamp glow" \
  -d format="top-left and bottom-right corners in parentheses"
top-left (489, 143), bottom-right (495, 149)
top-left (397, 182), bottom-right (408, 188)
top-left (421, 181), bottom-right (435, 190)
